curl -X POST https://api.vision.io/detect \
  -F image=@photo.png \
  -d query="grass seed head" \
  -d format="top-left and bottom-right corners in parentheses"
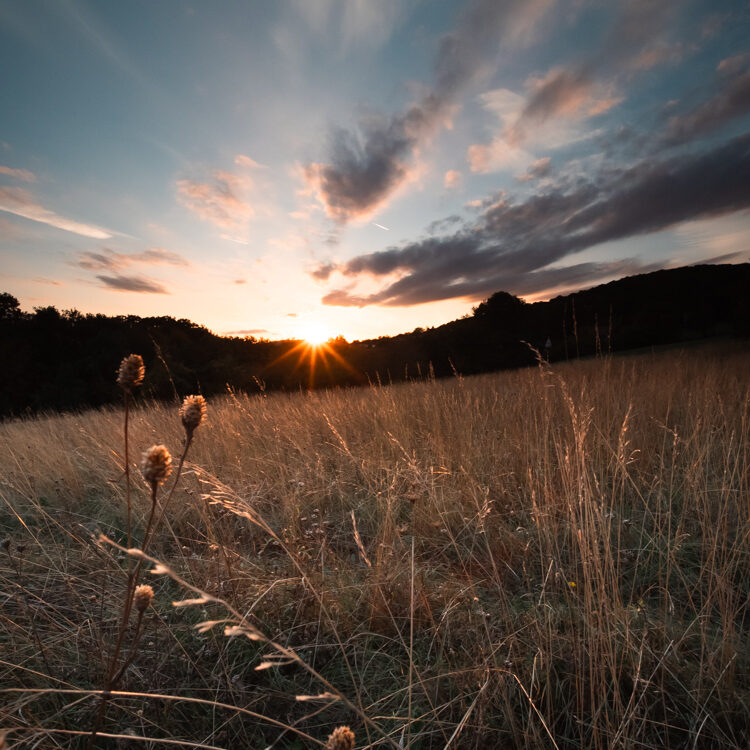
top-left (117, 354), bottom-right (145, 391)
top-left (134, 584), bottom-right (154, 612)
top-left (141, 445), bottom-right (172, 489)
top-left (326, 726), bottom-right (355, 750)
top-left (180, 394), bottom-right (207, 439)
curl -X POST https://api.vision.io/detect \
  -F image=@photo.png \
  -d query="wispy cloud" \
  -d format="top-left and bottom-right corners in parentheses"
top-left (319, 133), bottom-right (750, 306)
top-left (290, 0), bottom-right (406, 52)
top-left (310, 262), bottom-right (337, 281)
top-left (176, 170), bottom-right (254, 230)
top-left (76, 247), bottom-right (188, 271)
top-left (466, 88), bottom-right (594, 175)
top-left (0, 165), bottom-right (36, 182)
top-left (96, 274), bottom-right (169, 293)
top-left (59, 0), bottom-right (159, 98)
top-left (305, 0), bottom-right (553, 223)
top-left (444, 170), bottom-right (462, 190)
top-left (135, 248), bottom-right (188, 265)
top-left (0, 186), bottom-right (112, 238)
top-left (234, 154), bottom-right (267, 169)
top-left (661, 60), bottom-right (750, 145)
top-left (426, 214), bottom-right (462, 235)
top-left (516, 156), bottom-right (551, 182)
top-left (716, 52), bottom-right (750, 76)
top-left (506, 0), bottom-right (678, 146)
top-left (74, 247), bottom-right (185, 294)
top-left (219, 233), bottom-right (250, 245)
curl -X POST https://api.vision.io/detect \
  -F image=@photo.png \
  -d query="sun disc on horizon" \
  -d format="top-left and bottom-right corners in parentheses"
top-left (299, 321), bottom-right (333, 346)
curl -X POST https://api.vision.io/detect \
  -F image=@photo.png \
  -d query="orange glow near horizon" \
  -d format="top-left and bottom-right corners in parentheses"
top-left (265, 331), bottom-right (357, 389)
top-left (298, 321), bottom-right (335, 346)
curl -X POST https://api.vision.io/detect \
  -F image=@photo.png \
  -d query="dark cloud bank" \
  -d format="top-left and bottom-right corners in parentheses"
top-left (306, 0), bottom-right (691, 221)
top-left (319, 132), bottom-right (750, 306)
top-left (309, 0), bottom-right (750, 308)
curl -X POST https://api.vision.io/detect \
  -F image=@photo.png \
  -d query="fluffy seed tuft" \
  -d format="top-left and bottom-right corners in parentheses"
top-left (133, 584), bottom-right (154, 612)
top-left (117, 354), bottom-right (145, 391)
top-left (180, 395), bottom-right (207, 438)
top-left (140, 445), bottom-right (172, 488)
top-left (326, 726), bottom-right (355, 750)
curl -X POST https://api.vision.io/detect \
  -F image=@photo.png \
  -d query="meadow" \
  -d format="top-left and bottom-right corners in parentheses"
top-left (0, 342), bottom-right (748, 748)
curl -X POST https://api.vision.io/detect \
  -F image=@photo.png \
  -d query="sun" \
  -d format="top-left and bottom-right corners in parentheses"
top-left (267, 319), bottom-right (353, 388)
top-left (298, 321), bottom-right (333, 346)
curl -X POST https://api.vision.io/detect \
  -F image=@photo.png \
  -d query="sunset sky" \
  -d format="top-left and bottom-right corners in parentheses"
top-left (1, 0), bottom-right (749, 341)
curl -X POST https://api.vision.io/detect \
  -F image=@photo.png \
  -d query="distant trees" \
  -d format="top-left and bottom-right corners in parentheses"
top-left (472, 290), bottom-right (526, 321)
top-left (1, 263), bottom-right (749, 418)
top-left (0, 292), bottom-right (21, 320)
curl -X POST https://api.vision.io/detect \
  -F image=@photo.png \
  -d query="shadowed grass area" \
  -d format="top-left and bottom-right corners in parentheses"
top-left (0, 341), bottom-right (748, 748)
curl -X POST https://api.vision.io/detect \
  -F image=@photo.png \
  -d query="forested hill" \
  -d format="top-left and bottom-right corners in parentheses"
top-left (2, 263), bottom-right (748, 418)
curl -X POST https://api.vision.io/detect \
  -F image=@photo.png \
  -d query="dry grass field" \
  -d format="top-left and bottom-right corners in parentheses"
top-left (0, 342), bottom-right (748, 748)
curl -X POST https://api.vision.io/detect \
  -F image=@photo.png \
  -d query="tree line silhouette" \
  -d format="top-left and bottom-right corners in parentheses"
top-left (1, 263), bottom-right (748, 418)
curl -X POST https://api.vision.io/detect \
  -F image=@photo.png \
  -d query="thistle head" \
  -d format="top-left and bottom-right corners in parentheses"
top-left (117, 354), bottom-right (145, 391)
top-left (133, 584), bottom-right (154, 612)
top-left (140, 445), bottom-right (172, 490)
top-left (180, 395), bottom-right (207, 439)
top-left (326, 726), bottom-right (355, 750)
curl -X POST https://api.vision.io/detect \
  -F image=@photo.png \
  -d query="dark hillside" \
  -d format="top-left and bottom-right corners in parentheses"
top-left (1, 263), bottom-right (748, 417)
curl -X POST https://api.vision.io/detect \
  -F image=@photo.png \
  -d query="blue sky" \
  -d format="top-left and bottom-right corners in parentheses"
top-left (1, 0), bottom-right (749, 340)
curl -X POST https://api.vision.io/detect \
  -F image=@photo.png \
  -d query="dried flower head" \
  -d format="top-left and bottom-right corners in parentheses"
top-left (117, 354), bottom-right (145, 391)
top-left (141, 445), bottom-right (172, 488)
top-left (180, 394), bottom-right (207, 438)
top-left (326, 726), bottom-right (355, 750)
top-left (133, 584), bottom-right (154, 612)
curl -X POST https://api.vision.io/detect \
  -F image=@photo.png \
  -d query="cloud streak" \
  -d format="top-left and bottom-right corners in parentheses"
top-left (305, 0), bottom-right (553, 222)
top-left (0, 165), bottom-right (36, 182)
top-left (319, 133), bottom-right (750, 306)
top-left (0, 186), bottom-right (112, 238)
top-left (76, 247), bottom-right (188, 271)
top-left (290, 0), bottom-right (406, 52)
top-left (75, 247), bottom-right (185, 295)
top-left (95, 274), bottom-right (168, 293)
